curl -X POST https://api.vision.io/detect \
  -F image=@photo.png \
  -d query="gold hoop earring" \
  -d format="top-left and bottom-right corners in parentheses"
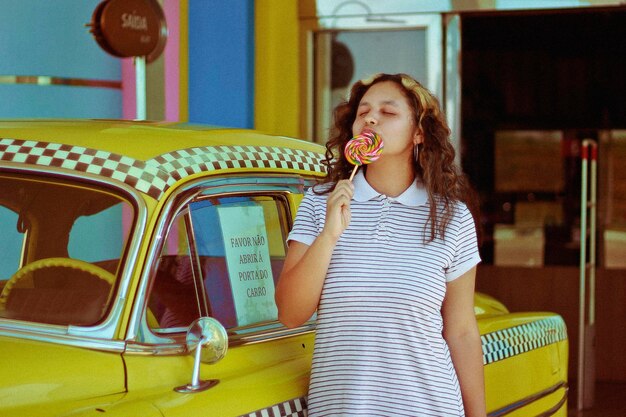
top-left (414, 144), bottom-right (419, 162)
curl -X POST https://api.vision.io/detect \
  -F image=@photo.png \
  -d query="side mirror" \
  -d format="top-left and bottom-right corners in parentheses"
top-left (174, 317), bottom-right (228, 393)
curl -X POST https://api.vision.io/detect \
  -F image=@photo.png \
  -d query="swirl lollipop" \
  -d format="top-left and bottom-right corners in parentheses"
top-left (344, 130), bottom-right (384, 181)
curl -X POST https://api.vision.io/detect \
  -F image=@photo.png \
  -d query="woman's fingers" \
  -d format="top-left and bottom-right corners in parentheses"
top-left (323, 180), bottom-right (354, 237)
top-left (328, 180), bottom-right (354, 210)
top-left (327, 187), bottom-right (351, 208)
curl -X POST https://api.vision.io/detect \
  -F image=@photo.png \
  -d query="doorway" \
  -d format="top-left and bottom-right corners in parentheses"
top-left (461, 8), bottom-right (626, 385)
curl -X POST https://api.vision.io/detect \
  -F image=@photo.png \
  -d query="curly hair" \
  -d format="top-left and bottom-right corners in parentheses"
top-left (317, 73), bottom-right (480, 242)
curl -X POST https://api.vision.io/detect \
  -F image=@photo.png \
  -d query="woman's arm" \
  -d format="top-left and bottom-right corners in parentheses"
top-left (275, 180), bottom-right (354, 328)
top-left (442, 266), bottom-right (487, 417)
top-left (274, 237), bottom-right (334, 327)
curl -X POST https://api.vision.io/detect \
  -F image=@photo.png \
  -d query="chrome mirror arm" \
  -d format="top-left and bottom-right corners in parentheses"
top-left (174, 317), bottom-right (228, 393)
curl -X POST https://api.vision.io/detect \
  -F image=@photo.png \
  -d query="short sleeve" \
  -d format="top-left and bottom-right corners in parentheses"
top-left (287, 189), bottom-right (323, 246)
top-left (445, 203), bottom-right (481, 282)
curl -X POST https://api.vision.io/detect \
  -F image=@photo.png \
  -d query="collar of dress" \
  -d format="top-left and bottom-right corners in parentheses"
top-left (352, 170), bottom-right (428, 207)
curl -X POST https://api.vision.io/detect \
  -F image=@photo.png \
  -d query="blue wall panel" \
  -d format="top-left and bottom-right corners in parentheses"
top-left (0, 0), bottom-right (121, 118)
top-left (0, 85), bottom-right (121, 119)
top-left (188, 0), bottom-right (254, 128)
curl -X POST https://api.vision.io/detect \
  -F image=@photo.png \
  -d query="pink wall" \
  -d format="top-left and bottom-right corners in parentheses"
top-left (122, 0), bottom-right (180, 121)
top-left (163, 0), bottom-right (180, 121)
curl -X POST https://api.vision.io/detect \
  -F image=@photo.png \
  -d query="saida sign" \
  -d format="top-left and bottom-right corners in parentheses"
top-left (88, 0), bottom-right (167, 61)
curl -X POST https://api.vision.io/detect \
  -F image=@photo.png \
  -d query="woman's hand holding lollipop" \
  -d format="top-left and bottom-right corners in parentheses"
top-left (323, 130), bottom-right (384, 239)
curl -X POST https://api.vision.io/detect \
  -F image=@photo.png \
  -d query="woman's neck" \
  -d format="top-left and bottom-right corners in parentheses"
top-left (364, 157), bottom-right (416, 198)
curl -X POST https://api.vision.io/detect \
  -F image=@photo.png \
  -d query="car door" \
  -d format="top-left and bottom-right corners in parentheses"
top-left (0, 336), bottom-right (127, 416)
top-left (0, 171), bottom-right (131, 416)
top-left (122, 175), bottom-right (315, 416)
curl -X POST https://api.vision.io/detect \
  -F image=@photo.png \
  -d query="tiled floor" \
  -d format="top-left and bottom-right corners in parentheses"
top-left (568, 382), bottom-right (626, 416)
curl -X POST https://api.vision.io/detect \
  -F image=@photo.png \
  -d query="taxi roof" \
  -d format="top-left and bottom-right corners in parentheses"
top-left (0, 119), bottom-right (324, 160)
top-left (0, 120), bottom-right (327, 200)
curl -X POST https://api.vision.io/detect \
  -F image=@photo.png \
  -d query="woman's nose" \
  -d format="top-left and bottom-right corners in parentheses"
top-left (365, 116), bottom-right (377, 125)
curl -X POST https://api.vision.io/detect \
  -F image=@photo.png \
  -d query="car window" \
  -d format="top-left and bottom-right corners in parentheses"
top-left (148, 210), bottom-right (203, 332)
top-left (0, 206), bottom-right (23, 280)
top-left (0, 173), bottom-right (133, 326)
top-left (68, 203), bottom-right (126, 266)
top-left (148, 194), bottom-right (289, 333)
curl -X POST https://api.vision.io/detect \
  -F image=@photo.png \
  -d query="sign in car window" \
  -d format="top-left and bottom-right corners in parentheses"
top-left (217, 204), bottom-right (278, 326)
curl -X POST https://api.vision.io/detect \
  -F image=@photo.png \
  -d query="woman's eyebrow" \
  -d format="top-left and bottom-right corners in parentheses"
top-left (358, 100), bottom-right (399, 107)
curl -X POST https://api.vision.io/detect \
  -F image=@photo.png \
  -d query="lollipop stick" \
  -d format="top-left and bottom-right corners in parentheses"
top-left (348, 165), bottom-right (359, 182)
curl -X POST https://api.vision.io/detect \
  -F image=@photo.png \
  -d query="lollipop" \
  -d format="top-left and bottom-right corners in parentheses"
top-left (344, 129), bottom-right (384, 181)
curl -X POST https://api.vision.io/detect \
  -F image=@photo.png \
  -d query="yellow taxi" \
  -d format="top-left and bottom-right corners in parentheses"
top-left (0, 120), bottom-right (567, 416)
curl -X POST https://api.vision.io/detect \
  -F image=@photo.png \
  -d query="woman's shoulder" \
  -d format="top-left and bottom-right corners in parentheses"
top-left (299, 183), bottom-right (332, 207)
top-left (431, 194), bottom-right (467, 209)
top-left (452, 199), bottom-right (470, 213)
top-left (306, 182), bottom-right (334, 197)
top-left (431, 196), bottom-right (472, 220)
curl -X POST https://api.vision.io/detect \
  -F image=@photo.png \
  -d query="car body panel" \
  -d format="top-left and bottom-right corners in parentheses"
top-left (0, 120), bottom-right (325, 163)
top-left (0, 335), bottom-right (126, 416)
top-left (122, 333), bottom-right (313, 417)
top-left (0, 120), bottom-right (568, 417)
top-left (479, 313), bottom-right (568, 416)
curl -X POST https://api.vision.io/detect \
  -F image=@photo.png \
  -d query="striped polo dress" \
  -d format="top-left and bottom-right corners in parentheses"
top-left (288, 171), bottom-right (481, 417)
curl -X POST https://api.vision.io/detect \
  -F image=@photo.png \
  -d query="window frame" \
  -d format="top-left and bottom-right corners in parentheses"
top-left (130, 174), bottom-right (318, 351)
top-left (0, 165), bottom-right (147, 345)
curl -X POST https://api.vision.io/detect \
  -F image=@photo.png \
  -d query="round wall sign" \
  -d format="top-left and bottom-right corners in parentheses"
top-left (89, 0), bottom-right (167, 61)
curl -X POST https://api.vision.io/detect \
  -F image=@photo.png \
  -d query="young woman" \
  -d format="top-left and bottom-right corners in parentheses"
top-left (275, 73), bottom-right (486, 417)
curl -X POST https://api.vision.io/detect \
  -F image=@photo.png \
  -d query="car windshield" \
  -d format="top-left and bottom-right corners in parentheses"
top-left (0, 172), bottom-right (133, 326)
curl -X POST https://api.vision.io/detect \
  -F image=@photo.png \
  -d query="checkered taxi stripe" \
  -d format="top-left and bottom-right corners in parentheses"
top-left (0, 139), bottom-right (325, 200)
top-left (241, 397), bottom-right (307, 417)
top-left (481, 316), bottom-right (567, 365)
top-left (150, 145), bottom-right (325, 181)
top-left (0, 139), bottom-right (174, 199)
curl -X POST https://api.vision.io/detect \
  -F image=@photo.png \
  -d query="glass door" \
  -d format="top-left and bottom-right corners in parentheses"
top-left (310, 14), bottom-right (443, 143)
